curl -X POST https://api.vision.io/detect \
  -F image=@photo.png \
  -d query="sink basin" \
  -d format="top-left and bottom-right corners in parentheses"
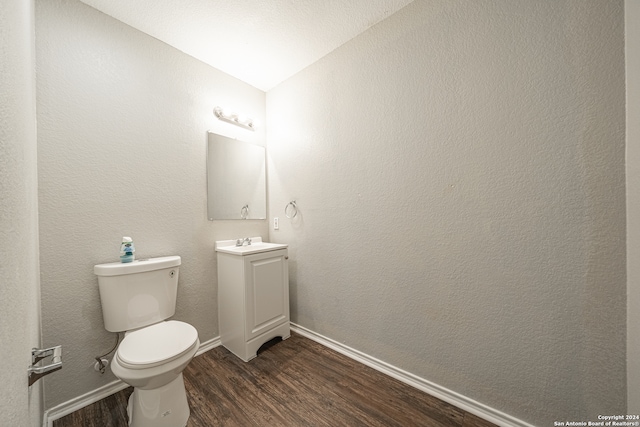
top-left (215, 237), bottom-right (287, 256)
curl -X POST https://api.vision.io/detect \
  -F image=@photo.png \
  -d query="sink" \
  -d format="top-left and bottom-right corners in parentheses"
top-left (215, 237), bottom-right (287, 255)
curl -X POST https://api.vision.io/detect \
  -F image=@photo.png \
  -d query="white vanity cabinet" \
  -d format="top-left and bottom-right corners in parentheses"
top-left (216, 238), bottom-right (290, 362)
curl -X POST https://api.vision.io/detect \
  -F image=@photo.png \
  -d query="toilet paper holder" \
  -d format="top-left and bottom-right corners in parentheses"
top-left (28, 345), bottom-right (62, 386)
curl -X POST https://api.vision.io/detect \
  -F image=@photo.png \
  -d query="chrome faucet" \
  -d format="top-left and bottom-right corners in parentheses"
top-left (235, 237), bottom-right (252, 247)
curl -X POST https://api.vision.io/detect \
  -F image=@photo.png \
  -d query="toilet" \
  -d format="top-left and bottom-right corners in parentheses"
top-left (94, 256), bottom-right (199, 427)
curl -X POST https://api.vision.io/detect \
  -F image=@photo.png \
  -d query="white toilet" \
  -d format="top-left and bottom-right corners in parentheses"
top-left (94, 256), bottom-right (199, 427)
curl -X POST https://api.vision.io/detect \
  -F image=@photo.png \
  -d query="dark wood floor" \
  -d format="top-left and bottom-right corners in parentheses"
top-left (53, 332), bottom-right (497, 427)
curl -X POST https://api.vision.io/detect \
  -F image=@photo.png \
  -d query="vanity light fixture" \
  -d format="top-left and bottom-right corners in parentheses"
top-left (213, 106), bottom-right (255, 131)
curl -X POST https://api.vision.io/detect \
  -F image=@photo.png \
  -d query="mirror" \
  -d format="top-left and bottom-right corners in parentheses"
top-left (207, 132), bottom-right (266, 220)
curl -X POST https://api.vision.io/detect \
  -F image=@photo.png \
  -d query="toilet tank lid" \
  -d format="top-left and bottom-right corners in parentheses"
top-left (94, 256), bottom-right (181, 276)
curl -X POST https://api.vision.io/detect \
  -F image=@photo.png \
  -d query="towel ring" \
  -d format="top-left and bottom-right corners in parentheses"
top-left (240, 204), bottom-right (249, 219)
top-left (285, 201), bottom-right (298, 219)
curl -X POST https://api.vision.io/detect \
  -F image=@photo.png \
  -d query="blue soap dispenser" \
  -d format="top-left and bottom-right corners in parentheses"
top-left (119, 236), bottom-right (135, 263)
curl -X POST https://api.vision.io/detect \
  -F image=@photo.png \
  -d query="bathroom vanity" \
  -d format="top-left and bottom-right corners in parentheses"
top-left (215, 238), bottom-right (290, 362)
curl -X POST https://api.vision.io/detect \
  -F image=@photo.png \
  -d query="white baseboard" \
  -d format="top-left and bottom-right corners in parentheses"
top-left (196, 335), bottom-right (221, 356)
top-left (290, 323), bottom-right (535, 427)
top-left (42, 335), bottom-right (221, 427)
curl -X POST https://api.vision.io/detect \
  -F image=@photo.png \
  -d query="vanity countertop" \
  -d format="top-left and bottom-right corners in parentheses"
top-left (215, 237), bottom-right (288, 256)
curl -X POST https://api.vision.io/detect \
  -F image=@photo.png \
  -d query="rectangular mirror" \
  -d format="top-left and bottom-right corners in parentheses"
top-left (207, 132), bottom-right (266, 220)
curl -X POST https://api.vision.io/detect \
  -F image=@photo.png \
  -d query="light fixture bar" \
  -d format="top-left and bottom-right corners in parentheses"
top-left (213, 107), bottom-right (255, 131)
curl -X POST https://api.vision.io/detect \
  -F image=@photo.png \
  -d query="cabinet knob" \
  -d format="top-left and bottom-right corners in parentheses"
top-left (285, 256), bottom-right (289, 260)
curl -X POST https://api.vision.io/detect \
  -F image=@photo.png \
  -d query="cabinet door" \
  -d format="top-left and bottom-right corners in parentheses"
top-left (245, 251), bottom-right (289, 340)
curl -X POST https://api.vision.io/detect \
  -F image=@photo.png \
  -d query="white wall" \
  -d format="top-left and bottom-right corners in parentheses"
top-left (267, 0), bottom-right (626, 424)
top-left (0, 0), bottom-right (43, 425)
top-left (627, 0), bottom-right (640, 414)
top-left (35, 0), bottom-right (267, 408)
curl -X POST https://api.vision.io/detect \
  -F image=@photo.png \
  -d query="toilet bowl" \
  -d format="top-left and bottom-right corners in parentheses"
top-left (112, 321), bottom-right (199, 390)
top-left (111, 321), bottom-right (199, 427)
top-left (95, 256), bottom-right (199, 427)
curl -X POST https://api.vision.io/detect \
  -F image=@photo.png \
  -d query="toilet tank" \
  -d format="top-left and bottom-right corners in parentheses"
top-left (94, 256), bottom-right (181, 332)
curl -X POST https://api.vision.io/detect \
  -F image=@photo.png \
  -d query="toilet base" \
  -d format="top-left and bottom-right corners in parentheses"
top-left (127, 373), bottom-right (190, 427)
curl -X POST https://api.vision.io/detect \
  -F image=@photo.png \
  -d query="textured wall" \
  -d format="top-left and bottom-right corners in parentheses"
top-left (35, 0), bottom-right (267, 408)
top-left (627, 0), bottom-right (640, 413)
top-left (267, 0), bottom-right (626, 424)
top-left (0, 0), bottom-right (43, 425)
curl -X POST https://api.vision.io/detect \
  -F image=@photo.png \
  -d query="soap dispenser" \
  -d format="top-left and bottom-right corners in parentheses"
top-left (119, 236), bottom-right (135, 263)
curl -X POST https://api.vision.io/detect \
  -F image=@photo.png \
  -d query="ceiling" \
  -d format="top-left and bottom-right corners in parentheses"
top-left (79, 0), bottom-right (414, 91)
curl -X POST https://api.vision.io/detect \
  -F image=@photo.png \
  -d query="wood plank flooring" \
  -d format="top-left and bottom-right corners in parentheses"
top-left (53, 332), bottom-right (497, 427)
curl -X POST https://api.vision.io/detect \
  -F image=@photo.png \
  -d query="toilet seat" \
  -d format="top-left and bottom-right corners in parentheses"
top-left (116, 320), bottom-right (198, 370)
